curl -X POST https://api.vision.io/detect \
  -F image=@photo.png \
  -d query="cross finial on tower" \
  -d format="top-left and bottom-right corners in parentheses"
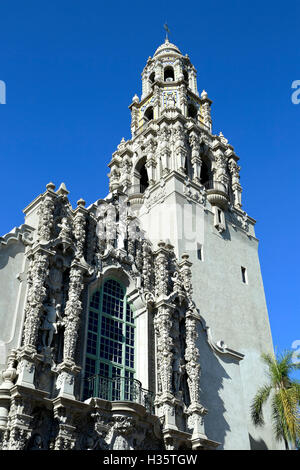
top-left (164, 23), bottom-right (170, 41)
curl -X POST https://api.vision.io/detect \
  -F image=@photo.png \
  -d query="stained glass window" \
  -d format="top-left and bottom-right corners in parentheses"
top-left (83, 279), bottom-right (135, 401)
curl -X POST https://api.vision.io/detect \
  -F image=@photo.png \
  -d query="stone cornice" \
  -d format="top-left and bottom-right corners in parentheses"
top-left (0, 224), bottom-right (34, 249)
top-left (200, 317), bottom-right (244, 362)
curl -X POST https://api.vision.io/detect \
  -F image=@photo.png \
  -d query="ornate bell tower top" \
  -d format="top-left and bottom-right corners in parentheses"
top-left (128, 38), bottom-right (208, 136)
top-left (108, 39), bottom-right (244, 226)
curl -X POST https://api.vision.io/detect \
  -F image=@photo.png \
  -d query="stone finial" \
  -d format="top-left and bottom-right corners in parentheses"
top-left (77, 198), bottom-right (86, 207)
top-left (219, 132), bottom-right (228, 145)
top-left (118, 137), bottom-right (126, 151)
top-left (181, 253), bottom-right (190, 261)
top-left (132, 94), bottom-right (139, 103)
top-left (201, 90), bottom-right (208, 99)
top-left (56, 182), bottom-right (69, 196)
top-left (157, 240), bottom-right (166, 249)
top-left (46, 182), bottom-right (55, 191)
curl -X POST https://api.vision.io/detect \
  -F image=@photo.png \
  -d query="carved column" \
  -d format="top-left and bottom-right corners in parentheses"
top-left (173, 122), bottom-right (186, 174)
top-left (200, 90), bottom-right (212, 131)
top-left (130, 95), bottom-right (139, 137)
top-left (53, 399), bottom-right (76, 450)
top-left (121, 155), bottom-right (133, 190)
top-left (189, 131), bottom-right (202, 183)
top-left (154, 241), bottom-right (169, 298)
top-left (74, 199), bottom-right (87, 261)
top-left (179, 84), bottom-right (187, 117)
top-left (23, 249), bottom-right (50, 350)
top-left (58, 201), bottom-right (88, 397)
top-left (228, 158), bottom-right (242, 208)
top-left (37, 191), bottom-right (56, 243)
top-left (0, 351), bottom-right (17, 432)
top-left (153, 242), bottom-right (177, 430)
top-left (145, 139), bottom-right (157, 185)
top-left (4, 387), bottom-right (33, 450)
top-left (159, 126), bottom-right (171, 175)
top-left (58, 261), bottom-right (84, 398)
top-left (142, 240), bottom-right (154, 292)
top-left (154, 302), bottom-right (176, 430)
top-left (22, 187), bottom-right (56, 355)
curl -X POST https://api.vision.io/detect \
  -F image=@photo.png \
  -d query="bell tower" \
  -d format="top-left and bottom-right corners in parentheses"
top-left (107, 39), bottom-right (277, 449)
top-left (0, 37), bottom-right (280, 451)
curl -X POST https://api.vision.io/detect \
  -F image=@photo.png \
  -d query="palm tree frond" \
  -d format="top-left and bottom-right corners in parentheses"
top-left (251, 384), bottom-right (272, 426)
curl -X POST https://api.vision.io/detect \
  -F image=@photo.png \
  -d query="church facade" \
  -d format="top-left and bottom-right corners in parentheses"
top-left (0, 39), bottom-right (280, 450)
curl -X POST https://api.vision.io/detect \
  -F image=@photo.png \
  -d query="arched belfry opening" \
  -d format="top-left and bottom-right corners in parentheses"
top-left (149, 71), bottom-right (155, 84)
top-left (139, 164), bottom-right (149, 193)
top-left (164, 66), bottom-right (175, 82)
top-left (183, 70), bottom-right (189, 82)
top-left (187, 103), bottom-right (197, 119)
top-left (135, 157), bottom-right (149, 194)
top-left (200, 158), bottom-right (212, 186)
top-left (144, 106), bottom-right (154, 122)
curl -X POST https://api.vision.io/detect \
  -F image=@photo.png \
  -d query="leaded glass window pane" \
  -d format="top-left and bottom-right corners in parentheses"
top-left (83, 278), bottom-right (135, 401)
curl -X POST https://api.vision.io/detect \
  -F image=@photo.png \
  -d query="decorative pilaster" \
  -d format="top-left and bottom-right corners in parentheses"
top-left (200, 90), bottom-right (212, 131)
top-left (189, 131), bottom-right (202, 183)
top-left (63, 263), bottom-right (85, 364)
top-left (159, 125), bottom-right (171, 175)
top-left (154, 302), bottom-right (177, 431)
top-left (0, 351), bottom-right (17, 431)
top-left (74, 199), bottom-right (87, 262)
top-left (23, 248), bottom-right (51, 351)
top-left (154, 241), bottom-right (170, 298)
top-left (53, 399), bottom-right (77, 450)
top-left (228, 158), bottom-right (242, 208)
top-left (4, 387), bottom-right (33, 450)
top-left (145, 138), bottom-right (157, 185)
top-left (37, 191), bottom-right (56, 243)
top-left (173, 121), bottom-right (186, 174)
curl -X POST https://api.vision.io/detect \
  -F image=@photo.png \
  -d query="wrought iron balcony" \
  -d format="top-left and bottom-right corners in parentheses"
top-left (88, 375), bottom-right (155, 414)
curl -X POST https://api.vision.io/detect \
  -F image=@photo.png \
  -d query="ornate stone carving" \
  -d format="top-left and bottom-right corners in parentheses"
top-left (37, 195), bottom-right (55, 242)
top-left (63, 263), bottom-right (85, 363)
top-left (41, 299), bottom-right (62, 349)
top-left (154, 242), bottom-right (170, 298)
top-left (154, 305), bottom-right (174, 395)
top-left (185, 311), bottom-right (201, 405)
top-left (23, 250), bottom-right (50, 349)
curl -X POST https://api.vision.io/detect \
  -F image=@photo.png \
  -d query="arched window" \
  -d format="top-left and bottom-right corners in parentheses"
top-left (200, 160), bottom-right (211, 186)
top-left (144, 106), bottom-right (154, 121)
top-left (187, 103), bottom-right (197, 119)
top-left (183, 70), bottom-right (189, 82)
top-left (164, 66), bottom-right (175, 82)
top-left (139, 163), bottom-right (149, 193)
top-left (83, 279), bottom-right (135, 401)
top-left (149, 71), bottom-right (155, 84)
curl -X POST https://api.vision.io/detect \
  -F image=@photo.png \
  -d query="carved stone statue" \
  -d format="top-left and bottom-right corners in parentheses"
top-left (41, 299), bottom-right (62, 348)
top-left (173, 353), bottom-right (185, 397)
top-left (29, 434), bottom-right (44, 450)
top-left (57, 217), bottom-right (72, 241)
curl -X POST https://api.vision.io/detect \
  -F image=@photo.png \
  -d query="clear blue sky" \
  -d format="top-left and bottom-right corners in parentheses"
top-left (0, 1), bottom-right (299, 369)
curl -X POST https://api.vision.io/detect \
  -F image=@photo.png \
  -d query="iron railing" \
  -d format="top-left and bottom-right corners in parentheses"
top-left (87, 375), bottom-right (155, 414)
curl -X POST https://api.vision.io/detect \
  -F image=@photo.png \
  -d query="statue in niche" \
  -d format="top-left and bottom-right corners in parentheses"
top-left (57, 217), bottom-right (72, 241)
top-left (57, 217), bottom-right (72, 253)
top-left (173, 352), bottom-right (186, 398)
top-left (41, 299), bottom-right (62, 349)
top-left (85, 436), bottom-right (97, 450)
top-left (28, 434), bottom-right (44, 450)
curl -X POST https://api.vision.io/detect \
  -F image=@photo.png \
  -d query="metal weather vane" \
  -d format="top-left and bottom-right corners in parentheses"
top-left (164, 23), bottom-right (170, 41)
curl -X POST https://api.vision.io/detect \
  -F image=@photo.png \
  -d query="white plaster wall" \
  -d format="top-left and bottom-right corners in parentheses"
top-left (0, 241), bottom-right (27, 373)
top-left (138, 178), bottom-right (282, 449)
